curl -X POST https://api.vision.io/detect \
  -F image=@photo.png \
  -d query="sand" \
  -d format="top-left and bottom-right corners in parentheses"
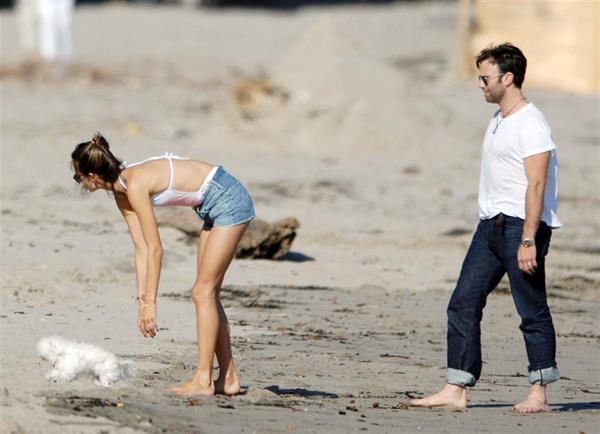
top-left (0, 2), bottom-right (599, 433)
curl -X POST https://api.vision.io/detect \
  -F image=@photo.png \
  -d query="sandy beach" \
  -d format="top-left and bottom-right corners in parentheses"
top-left (1, 1), bottom-right (599, 433)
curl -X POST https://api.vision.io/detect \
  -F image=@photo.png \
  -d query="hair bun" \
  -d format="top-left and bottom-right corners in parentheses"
top-left (91, 132), bottom-right (109, 149)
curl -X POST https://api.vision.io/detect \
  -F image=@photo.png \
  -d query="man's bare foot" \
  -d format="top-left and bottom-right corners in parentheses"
top-left (169, 376), bottom-right (215, 396)
top-left (512, 384), bottom-right (550, 413)
top-left (214, 370), bottom-right (241, 396)
top-left (410, 384), bottom-right (467, 409)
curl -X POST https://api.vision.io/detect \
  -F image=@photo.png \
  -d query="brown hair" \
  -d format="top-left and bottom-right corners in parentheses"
top-left (475, 43), bottom-right (527, 88)
top-left (71, 133), bottom-right (123, 184)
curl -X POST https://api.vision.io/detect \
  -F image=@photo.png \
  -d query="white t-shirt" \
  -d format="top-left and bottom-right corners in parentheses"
top-left (478, 103), bottom-right (562, 228)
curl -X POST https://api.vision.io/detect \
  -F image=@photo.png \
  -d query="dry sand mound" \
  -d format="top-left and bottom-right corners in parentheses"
top-left (229, 17), bottom-right (417, 153)
top-left (274, 16), bottom-right (399, 103)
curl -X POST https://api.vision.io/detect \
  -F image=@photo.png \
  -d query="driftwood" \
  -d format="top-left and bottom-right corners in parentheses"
top-left (235, 216), bottom-right (299, 259)
top-left (155, 208), bottom-right (299, 259)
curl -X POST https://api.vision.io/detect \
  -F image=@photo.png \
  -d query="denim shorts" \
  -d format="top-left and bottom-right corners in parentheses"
top-left (193, 166), bottom-right (255, 229)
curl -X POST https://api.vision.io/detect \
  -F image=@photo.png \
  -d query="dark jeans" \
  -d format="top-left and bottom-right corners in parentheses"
top-left (446, 214), bottom-right (558, 387)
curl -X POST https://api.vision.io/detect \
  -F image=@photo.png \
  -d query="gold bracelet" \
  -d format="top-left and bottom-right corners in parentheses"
top-left (142, 304), bottom-right (156, 308)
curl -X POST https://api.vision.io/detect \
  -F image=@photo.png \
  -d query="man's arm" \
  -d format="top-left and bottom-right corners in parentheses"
top-left (519, 151), bottom-right (551, 275)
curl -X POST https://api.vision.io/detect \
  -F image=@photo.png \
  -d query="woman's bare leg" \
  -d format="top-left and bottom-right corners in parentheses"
top-left (213, 297), bottom-right (240, 395)
top-left (172, 228), bottom-right (241, 395)
top-left (188, 269), bottom-right (241, 394)
top-left (170, 223), bottom-right (248, 396)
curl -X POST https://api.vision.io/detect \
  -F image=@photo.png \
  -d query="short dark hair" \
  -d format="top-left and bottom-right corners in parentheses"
top-left (476, 43), bottom-right (527, 88)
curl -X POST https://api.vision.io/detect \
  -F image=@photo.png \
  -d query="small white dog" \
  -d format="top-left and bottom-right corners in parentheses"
top-left (36, 336), bottom-right (137, 387)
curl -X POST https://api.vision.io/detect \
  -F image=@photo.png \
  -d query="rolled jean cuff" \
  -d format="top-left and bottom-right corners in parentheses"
top-left (446, 368), bottom-right (476, 387)
top-left (528, 366), bottom-right (560, 385)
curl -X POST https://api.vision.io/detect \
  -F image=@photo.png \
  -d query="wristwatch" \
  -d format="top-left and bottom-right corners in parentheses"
top-left (521, 238), bottom-right (535, 248)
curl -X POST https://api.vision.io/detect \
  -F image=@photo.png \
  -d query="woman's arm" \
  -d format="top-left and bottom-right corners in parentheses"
top-left (122, 183), bottom-right (164, 305)
top-left (115, 194), bottom-right (148, 301)
top-left (115, 186), bottom-right (162, 338)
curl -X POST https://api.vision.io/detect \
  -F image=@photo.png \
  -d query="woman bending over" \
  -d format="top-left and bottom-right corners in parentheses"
top-left (71, 133), bottom-right (255, 396)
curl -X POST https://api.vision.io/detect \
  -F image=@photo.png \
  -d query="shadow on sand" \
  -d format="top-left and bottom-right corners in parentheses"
top-left (266, 385), bottom-right (339, 398)
top-left (468, 401), bottom-right (600, 411)
top-left (278, 251), bottom-right (315, 262)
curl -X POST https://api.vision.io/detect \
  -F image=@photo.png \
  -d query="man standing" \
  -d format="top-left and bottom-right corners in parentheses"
top-left (411, 43), bottom-right (561, 413)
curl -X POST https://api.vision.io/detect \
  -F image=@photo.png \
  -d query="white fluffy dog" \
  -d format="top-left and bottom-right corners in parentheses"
top-left (36, 336), bottom-right (137, 387)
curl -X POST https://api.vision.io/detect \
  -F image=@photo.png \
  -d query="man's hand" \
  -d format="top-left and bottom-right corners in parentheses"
top-left (518, 244), bottom-right (537, 275)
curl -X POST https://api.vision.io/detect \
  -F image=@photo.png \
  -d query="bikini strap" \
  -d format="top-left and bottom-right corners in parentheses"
top-left (122, 153), bottom-right (183, 190)
top-left (166, 156), bottom-right (174, 189)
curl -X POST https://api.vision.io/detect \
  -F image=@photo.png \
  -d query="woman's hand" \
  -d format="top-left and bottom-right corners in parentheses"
top-left (137, 302), bottom-right (158, 338)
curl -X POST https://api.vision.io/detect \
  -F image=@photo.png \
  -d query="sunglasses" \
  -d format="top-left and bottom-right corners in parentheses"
top-left (73, 173), bottom-right (83, 184)
top-left (478, 73), bottom-right (504, 86)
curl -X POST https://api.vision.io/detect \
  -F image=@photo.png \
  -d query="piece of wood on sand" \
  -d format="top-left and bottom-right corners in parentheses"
top-left (155, 207), bottom-right (300, 259)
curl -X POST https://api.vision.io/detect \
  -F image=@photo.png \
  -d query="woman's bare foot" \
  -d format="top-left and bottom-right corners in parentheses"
top-left (215, 367), bottom-right (241, 396)
top-left (169, 376), bottom-right (215, 396)
top-left (512, 385), bottom-right (550, 413)
top-left (410, 384), bottom-right (467, 409)
top-left (215, 371), bottom-right (240, 396)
